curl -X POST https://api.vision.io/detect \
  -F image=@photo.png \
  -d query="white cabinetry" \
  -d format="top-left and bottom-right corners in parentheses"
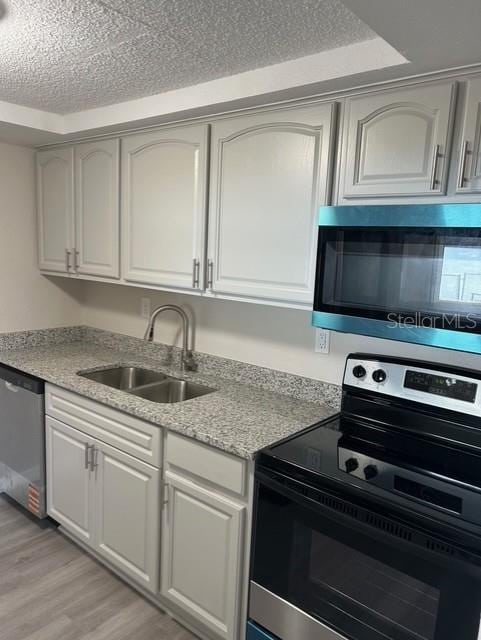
top-left (456, 77), bottom-right (481, 193)
top-left (162, 433), bottom-right (248, 640)
top-left (37, 147), bottom-right (74, 273)
top-left (208, 104), bottom-right (335, 305)
top-left (121, 124), bottom-right (208, 291)
top-left (37, 140), bottom-right (120, 279)
top-left (74, 139), bottom-right (120, 277)
top-left (162, 472), bottom-right (245, 640)
top-left (45, 387), bottom-right (161, 593)
top-left (46, 416), bottom-right (94, 543)
top-left (338, 82), bottom-right (457, 200)
top-left (95, 440), bottom-right (160, 590)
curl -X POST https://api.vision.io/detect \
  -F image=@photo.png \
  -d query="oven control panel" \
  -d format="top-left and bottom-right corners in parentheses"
top-left (344, 357), bottom-right (481, 417)
top-left (338, 444), bottom-right (481, 526)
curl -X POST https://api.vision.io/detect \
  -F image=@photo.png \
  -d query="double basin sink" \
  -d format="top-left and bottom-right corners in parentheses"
top-left (79, 366), bottom-right (215, 404)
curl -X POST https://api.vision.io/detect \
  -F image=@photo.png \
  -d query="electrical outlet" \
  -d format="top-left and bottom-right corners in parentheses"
top-left (140, 297), bottom-right (151, 319)
top-left (315, 328), bottom-right (330, 354)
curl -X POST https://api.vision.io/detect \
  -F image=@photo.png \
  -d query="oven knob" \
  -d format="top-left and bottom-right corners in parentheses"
top-left (364, 465), bottom-right (378, 480)
top-left (345, 458), bottom-right (359, 473)
top-left (372, 369), bottom-right (387, 383)
top-left (352, 365), bottom-right (366, 379)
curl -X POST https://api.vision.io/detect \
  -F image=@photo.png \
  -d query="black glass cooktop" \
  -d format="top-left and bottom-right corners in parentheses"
top-left (263, 414), bottom-right (481, 492)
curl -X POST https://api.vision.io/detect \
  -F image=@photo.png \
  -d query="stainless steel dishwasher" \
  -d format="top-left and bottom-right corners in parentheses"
top-left (0, 364), bottom-right (46, 518)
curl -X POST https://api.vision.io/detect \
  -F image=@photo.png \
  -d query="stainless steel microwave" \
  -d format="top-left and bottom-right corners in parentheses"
top-left (312, 204), bottom-right (481, 354)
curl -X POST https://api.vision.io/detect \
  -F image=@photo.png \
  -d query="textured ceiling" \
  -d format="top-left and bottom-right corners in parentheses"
top-left (0, 0), bottom-right (376, 114)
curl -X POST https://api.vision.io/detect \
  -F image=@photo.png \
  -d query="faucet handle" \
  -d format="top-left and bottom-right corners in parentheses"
top-left (183, 351), bottom-right (198, 372)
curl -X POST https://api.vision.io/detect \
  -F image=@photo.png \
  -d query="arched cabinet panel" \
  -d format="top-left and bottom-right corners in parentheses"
top-left (208, 104), bottom-right (336, 305)
top-left (121, 125), bottom-right (208, 290)
top-left (339, 82), bottom-right (456, 200)
top-left (37, 148), bottom-right (74, 273)
top-left (75, 139), bottom-right (120, 278)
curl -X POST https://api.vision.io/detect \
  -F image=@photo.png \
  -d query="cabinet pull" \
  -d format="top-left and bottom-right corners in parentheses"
top-left (192, 258), bottom-right (200, 288)
top-left (84, 443), bottom-right (93, 470)
top-left (162, 482), bottom-right (169, 507)
top-left (73, 250), bottom-right (80, 273)
top-left (430, 144), bottom-right (440, 190)
top-left (207, 260), bottom-right (214, 289)
top-left (65, 249), bottom-right (71, 272)
top-left (458, 140), bottom-right (470, 188)
top-left (90, 447), bottom-right (99, 472)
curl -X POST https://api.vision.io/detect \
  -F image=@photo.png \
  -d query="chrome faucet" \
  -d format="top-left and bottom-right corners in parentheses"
top-left (143, 304), bottom-right (198, 372)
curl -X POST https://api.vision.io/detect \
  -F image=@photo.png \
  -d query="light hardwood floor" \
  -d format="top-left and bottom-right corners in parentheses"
top-left (0, 495), bottom-right (197, 640)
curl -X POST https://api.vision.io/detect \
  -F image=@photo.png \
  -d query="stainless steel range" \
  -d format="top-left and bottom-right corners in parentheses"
top-left (248, 354), bottom-right (481, 640)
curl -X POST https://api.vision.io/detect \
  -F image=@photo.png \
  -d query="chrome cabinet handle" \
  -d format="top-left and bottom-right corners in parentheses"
top-left (430, 144), bottom-right (440, 190)
top-left (65, 249), bottom-right (71, 272)
top-left (207, 260), bottom-right (214, 289)
top-left (90, 447), bottom-right (99, 472)
top-left (5, 381), bottom-right (20, 393)
top-left (73, 250), bottom-right (80, 273)
top-left (162, 482), bottom-right (169, 507)
top-left (458, 140), bottom-right (470, 188)
top-left (84, 444), bottom-right (93, 470)
top-left (192, 258), bottom-right (200, 288)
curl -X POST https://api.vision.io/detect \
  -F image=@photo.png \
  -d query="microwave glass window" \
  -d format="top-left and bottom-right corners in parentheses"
top-left (317, 229), bottom-right (481, 323)
top-left (439, 247), bottom-right (481, 303)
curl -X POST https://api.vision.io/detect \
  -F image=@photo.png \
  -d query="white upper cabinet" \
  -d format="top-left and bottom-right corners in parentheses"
top-left (122, 124), bottom-right (208, 291)
top-left (208, 103), bottom-right (336, 306)
top-left (338, 82), bottom-right (457, 200)
top-left (74, 139), bottom-right (120, 278)
top-left (456, 77), bottom-right (481, 193)
top-left (37, 147), bottom-right (74, 273)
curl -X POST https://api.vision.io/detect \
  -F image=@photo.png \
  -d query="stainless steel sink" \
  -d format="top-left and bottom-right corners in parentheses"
top-left (79, 366), bottom-right (168, 390)
top-left (130, 379), bottom-right (215, 403)
top-left (78, 366), bottom-right (216, 403)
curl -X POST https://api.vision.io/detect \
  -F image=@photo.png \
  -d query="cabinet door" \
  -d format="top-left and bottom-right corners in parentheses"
top-left (37, 148), bottom-right (74, 273)
top-left (339, 82), bottom-right (456, 199)
top-left (208, 104), bottom-right (335, 306)
top-left (74, 139), bottom-right (120, 278)
top-left (122, 125), bottom-right (208, 290)
top-left (161, 472), bottom-right (245, 640)
top-left (456, 77), bottom-right (481, 193)
top-left (46, 417), bottom-right (94, 544)
top-left (94, 441), bottom-right (160, 593)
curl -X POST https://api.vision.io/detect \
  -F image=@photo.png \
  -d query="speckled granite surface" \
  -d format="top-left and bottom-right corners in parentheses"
top-left (0, 327), bottom-right (341, 459)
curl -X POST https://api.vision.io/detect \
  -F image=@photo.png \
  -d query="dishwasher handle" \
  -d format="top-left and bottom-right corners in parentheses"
top-left (5, 381), bottom-right (20, 393)
top-left (0, 364), bottom-right (44, 394)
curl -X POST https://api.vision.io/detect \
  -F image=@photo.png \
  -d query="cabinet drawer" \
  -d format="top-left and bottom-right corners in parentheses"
top-left (46, 384), bottom-right (162, 467)
top-left (166, 432), bottom-right (246, 496)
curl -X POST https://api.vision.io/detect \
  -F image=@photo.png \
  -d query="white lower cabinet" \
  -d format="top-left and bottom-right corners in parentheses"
top-left (46, 416), bottom-right (94, 544)
top-left (45, 389), bottom-right (250, 640)
top-left (161, 471), bottom-right (246, 640)
top-left (95, 441), bottom-right (160, 592)
top-left (46, 415), bottom-right (160, 594)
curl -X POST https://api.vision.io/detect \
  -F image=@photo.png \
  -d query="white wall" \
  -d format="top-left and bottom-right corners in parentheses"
top-left (80, 282), bottom-right (481, 385)
top-left (0, 141), bottom-right (83, 332)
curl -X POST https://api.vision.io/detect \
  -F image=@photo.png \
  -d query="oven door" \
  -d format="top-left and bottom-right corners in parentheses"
top-left (250, 466), bottom-right (481, 640)
top-left (312, 204), bottom-right (481, 354)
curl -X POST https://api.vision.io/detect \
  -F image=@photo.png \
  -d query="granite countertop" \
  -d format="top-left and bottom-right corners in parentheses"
top-left (0, 329), bottom-right (340, 459)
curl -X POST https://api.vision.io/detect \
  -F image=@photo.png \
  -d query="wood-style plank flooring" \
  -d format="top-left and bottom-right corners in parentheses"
top-left (0, 495), bottom-right (197, 640)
